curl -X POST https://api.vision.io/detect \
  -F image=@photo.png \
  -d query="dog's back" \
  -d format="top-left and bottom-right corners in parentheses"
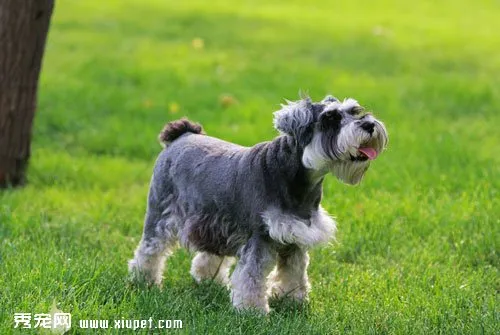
top-left (151, 119), bottom-right (261, 255)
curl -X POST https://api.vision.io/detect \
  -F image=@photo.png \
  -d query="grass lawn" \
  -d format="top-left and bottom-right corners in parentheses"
top-left (1, 0), bottom-right (499, 333)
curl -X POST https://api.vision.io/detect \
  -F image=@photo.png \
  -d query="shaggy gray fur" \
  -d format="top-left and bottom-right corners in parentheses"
top-left (128, 95), bottom-right (388, 313)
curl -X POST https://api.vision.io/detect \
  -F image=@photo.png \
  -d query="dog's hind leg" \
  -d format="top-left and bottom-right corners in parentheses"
top-left (128, 196), bottom-right (179, 287)
top-left (267, 246), bottom-right (310, 301)
top-left (190, 252), bottom-right (234, 286)
top-left (230, 236), bottom-right (277, 313)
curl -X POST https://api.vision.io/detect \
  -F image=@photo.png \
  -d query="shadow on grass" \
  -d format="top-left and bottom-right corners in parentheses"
top-left (269, 296), bottom-right (312, 317)
top-left (128, 277), bottom-right (312, 318)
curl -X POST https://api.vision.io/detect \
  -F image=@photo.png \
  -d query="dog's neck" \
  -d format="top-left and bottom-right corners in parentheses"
top-left (263, 135), bottom-right (325, 218)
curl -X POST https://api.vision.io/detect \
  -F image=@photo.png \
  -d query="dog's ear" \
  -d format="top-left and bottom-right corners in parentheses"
top-left (273, 98), bottom-right (316, 146)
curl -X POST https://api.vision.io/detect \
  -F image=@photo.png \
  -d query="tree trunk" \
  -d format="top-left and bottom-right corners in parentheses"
top-left (0, 0), bottom-right (54, 188)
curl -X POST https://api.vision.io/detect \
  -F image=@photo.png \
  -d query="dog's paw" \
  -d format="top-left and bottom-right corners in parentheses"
top-left (267, 281), bottom-right (309, 302)
top-left (231, 290), bottom-right (270, 315)
top-left (127, 260), bottom-right (163, 288)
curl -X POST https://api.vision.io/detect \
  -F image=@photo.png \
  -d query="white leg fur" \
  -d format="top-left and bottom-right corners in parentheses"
top-left (268, 249), bottom-right (310, 301)
top-left (190, 252), bottom-right (234, 286)
top-left (128, 237), bottom-right (175, 286)
top-left (231, 263), bottom-right (274, 314)
top-left (230, 238), bottom-right (276, 314)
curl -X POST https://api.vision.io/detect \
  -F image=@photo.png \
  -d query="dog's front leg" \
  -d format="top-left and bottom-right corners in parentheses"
top-left (267, 246), bottom-right (310, 301)
top-left (230, 235), bottom-right (276, 314)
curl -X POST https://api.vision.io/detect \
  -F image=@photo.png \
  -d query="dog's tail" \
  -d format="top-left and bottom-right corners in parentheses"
top-left (158, 118), bottom-right (205, 147)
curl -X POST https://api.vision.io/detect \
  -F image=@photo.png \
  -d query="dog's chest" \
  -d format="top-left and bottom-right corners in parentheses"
top-left (261, 206), bottom-right (336, 247)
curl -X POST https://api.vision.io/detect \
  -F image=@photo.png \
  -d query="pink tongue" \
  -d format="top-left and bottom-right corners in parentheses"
top-left (358, 147), bottom-right (378, 160)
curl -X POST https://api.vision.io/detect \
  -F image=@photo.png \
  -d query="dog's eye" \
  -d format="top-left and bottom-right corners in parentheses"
top-left (348, 106), bottom-right (364, 116)
top-left (322, 109), bottom-right (341, 121)
top-left (319, 109), bottom-right (342, 130)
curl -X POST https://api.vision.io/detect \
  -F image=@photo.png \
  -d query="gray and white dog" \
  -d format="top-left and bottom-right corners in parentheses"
top-left (128, 95), bottom-right (388, 313)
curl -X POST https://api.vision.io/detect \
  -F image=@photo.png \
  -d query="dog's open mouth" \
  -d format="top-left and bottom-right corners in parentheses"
top-left (350, 147), bottom-right (378, 161)
top-left (358, 147), bottom-right (378, 160)
top-left (352, 136), bottom-right (380, 161)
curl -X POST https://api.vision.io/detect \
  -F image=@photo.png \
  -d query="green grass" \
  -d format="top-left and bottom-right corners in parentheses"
top-left (1, 0), bottom-right (499, 333)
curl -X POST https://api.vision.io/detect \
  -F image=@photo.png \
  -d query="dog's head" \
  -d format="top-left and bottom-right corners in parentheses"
top-left (274, 95), bottom-right (388, 185)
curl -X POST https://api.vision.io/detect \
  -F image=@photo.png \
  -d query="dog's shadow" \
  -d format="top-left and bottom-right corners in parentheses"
top-left (186, 280), bottom-right (312, 316)
top-left (268, 296), bottom-right (311, 316)
top-left (129, 278), bottom-right (311, 317)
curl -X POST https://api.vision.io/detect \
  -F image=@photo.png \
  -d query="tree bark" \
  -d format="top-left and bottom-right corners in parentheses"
top-left (0, 0), bottom-right (54, 188)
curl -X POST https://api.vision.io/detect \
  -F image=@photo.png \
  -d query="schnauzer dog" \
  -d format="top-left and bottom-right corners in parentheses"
top-left (128, 95), bottom-right (388, 313)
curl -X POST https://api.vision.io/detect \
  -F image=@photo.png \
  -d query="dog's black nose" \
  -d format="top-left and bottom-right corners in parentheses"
top-left (360, 121), bottom-right (375, 135)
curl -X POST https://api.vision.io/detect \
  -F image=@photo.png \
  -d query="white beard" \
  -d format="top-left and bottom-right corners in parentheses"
top-left (329, 160), bottom-right (370, 185)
